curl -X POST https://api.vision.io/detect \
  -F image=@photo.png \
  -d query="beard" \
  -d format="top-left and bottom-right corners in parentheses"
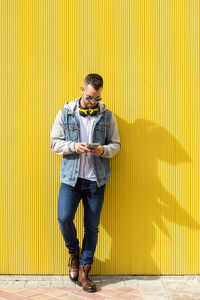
top-left (86, 102), bottom-right (98, 108)
top-left (81, 97), bottom-right (99, 109)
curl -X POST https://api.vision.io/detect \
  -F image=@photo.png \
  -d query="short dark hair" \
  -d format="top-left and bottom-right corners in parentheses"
top-left (84, 73), bottom-right (103, 90)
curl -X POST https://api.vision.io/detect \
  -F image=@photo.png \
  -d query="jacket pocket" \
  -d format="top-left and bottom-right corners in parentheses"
top-left (64, 124), bottom-right (78, 142)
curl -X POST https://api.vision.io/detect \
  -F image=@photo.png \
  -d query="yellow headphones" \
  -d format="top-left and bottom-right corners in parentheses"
top-left (79, 99), bottom-right (99, 117)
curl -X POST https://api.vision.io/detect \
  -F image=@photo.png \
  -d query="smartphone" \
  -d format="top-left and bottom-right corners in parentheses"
top-left (87, 143), bottom-right (100, 149)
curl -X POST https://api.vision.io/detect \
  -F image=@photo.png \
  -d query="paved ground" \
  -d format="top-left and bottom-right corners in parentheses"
top-left (0, 275), bottom-right (200, 300)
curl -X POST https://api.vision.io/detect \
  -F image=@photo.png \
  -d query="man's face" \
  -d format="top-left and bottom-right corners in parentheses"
top-left (80, 84), bottom-right (102, 108)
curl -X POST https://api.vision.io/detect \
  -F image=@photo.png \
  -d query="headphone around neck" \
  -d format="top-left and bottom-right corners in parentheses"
top-left (79, 98), bottom-right (100, 117)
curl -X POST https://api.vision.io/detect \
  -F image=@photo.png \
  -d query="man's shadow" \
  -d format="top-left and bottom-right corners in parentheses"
top-left (74, 116), bottom-right (200, 284)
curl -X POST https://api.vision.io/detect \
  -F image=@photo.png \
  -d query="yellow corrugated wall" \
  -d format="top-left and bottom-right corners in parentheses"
top-left (0, 0), bottom-right (199, 275)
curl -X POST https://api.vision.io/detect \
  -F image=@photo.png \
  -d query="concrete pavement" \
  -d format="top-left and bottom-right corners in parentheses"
top-left (0, 275), bottom-right (200, 299)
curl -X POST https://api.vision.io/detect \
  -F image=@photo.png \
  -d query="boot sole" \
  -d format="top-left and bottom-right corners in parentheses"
top-left (69, 275), bottom-right (79, 283)
top-left (77, 281), bottom-right (97, 292)
top-left (70, 278), bottom-right (78, 283)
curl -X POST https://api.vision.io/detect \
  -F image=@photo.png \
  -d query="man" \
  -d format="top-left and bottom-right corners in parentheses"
top-left (50, 73), bottom-right (121, 292)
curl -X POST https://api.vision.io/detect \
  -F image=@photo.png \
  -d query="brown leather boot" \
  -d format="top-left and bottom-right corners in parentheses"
top-left (77, 264), bottom-right (97, 292)
top-left (68, 248), bottom-right (80, 282)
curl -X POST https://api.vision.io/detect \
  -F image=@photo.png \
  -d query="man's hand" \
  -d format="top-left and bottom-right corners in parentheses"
top-left (74, 142), bottom-right (91, 154)
top-left (89, 145), bottom-right (104, 156)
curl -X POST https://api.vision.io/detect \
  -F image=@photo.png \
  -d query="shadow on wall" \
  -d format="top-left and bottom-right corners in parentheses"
top-left (92, 116), bottom-right (200, 275)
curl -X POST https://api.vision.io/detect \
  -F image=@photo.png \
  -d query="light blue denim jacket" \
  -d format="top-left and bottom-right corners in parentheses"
top-left (50, 97), bottom-right (121, 187)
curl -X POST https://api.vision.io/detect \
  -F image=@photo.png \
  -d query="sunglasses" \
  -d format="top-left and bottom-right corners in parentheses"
top-left (85, 96), bottom-right (102, 101)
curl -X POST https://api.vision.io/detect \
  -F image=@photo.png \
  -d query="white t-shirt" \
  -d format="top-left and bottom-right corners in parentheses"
top-left (75, 104), bottom-right (97, 181)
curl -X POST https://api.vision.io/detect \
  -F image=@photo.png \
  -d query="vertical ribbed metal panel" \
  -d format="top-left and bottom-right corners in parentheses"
top-left (0, 0), bottom-right (199, 275)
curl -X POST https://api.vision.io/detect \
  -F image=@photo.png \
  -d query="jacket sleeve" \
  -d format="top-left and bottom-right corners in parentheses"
top-left (50, 109), bottom-right (76, 155)
top-left (101, 112), bottom-right (121, 158)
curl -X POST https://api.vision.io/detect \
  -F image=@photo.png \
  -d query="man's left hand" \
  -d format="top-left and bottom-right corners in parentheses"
top-left (89, 145), bottom-right (104, 156)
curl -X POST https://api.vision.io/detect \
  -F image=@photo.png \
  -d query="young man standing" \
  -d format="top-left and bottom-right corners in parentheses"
top-left (50, 73), bottom-right (121, 292)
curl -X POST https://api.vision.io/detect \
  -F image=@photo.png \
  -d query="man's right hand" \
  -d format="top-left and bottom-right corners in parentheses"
top-left (74, 142), bottom-right (90, 154)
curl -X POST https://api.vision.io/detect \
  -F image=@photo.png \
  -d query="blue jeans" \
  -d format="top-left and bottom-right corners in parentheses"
top-left (57, 177), bottom-right (106, 266)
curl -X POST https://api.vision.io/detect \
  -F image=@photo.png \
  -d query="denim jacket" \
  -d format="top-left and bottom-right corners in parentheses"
top-left (50, 97), bottom-right (121, 187)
